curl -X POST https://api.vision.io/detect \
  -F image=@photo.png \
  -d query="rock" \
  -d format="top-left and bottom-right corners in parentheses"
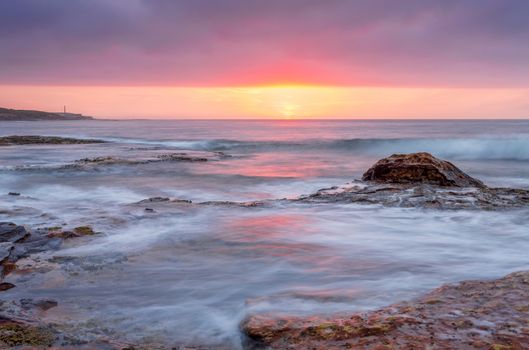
top-left (20, 298), bottom-right (58, 311)
top-left (0, 135), bottom-right (104, 146)
top-left (63, 152), bottom-right (213, 169)
top-left (13, 150), bottom-right (224, 172)
top-left (362, 152), bottom-right (485, 187)
top-left (1, 223), bottom-right (101, 284)
top-left (301, 181), bottom-right (529, 210)
top-left (46, 230), bottom-right (78, 239)
top-left (0, 282), bottom-right (15, 291)
top-left (137, 197), bottom-right (171, 204)
top-left (0, 318), bottom-right (55, 347)
top-left (242, 271), bottom-right (529, 349)
top-left (0, 261), bottom-right (16, 278)
top-left (0, 223), bottom-right (29, 243)
top-left (75, 156), bottom-right (119, 164)
top-left (73, 226), bottom-right (96, 236)
top-left (296, 153), bottom-right (529, 210)
top-left (8, 192), bottom-right (20, 196)
top-left (156, 153), bottom-right (208, 162)
top-left (47, 225), bottom-right (96, 239)
top-left (0, 242), bottom-right (13, 261)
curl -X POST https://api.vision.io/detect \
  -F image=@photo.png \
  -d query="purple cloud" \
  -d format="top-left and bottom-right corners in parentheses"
top-left (1, 0), bottom-right (528, 86)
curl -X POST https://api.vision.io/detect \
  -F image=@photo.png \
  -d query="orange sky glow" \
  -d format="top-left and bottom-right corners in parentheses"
top-left (1, 85), bottom-right (528, 119)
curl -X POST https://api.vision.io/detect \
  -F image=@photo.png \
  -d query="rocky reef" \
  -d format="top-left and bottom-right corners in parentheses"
top-left (300, 153), bottom-right (529, 210)
top-left (71, 153), bottom-right (210, 167)
top-left (8, 150), bottom-right (228, 172)
top-left (300, 181), bottom-right (529, 210)
top-left (0, 222), bottom-right (97, 290)
top-left (0, 222), bottom-right (110, 348)
top-left (240, 153), bottom-right (529, 349)
top-left (0, 135), bottom-right (104, 146)
top-left (131, 153), bottom-right (529, 211)
top-left (242, 271), bottom-right (529, 349)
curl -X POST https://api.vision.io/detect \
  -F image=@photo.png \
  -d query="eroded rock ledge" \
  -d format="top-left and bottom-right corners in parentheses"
top-left (299, 153), bottom-right (529, 210)
top-left (242, 271), bottom-right (529, 350)
top-left (0, 135), bottom-right (105, 146)
top-left (299, 181), bottom-right (529, 210)
top-left (10, 151), bottom-right (227, 171)
top-left (0, 222), bottom-right (97, 292)
top-left (133, 153), bottom-right (529, 211)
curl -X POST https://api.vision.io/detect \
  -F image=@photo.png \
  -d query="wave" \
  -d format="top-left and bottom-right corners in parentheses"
top-left (102, 136), bottom-right (529, 161)
top-left (333, 138), bottom-right (529, 161)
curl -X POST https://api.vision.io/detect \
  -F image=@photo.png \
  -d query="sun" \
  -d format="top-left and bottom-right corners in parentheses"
top-left (279, 102), bottom-right (300, 118)
top-left (207, 84), bottom-right (349, 119)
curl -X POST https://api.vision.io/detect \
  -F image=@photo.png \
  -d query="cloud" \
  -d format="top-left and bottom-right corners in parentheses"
top-left (1, 0), bottom-right (528, 86)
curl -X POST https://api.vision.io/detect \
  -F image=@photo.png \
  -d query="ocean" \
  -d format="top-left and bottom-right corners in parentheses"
top-left (1, 119), bottom-right (529, 348)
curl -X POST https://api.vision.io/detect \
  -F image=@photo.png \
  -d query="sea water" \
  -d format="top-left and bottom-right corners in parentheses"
top-left (1, 119), bottom-right (529, 348)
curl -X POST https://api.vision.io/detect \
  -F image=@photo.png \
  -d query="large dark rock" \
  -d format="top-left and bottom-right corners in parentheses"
top-left (362, 152), bottom-right (484, 188)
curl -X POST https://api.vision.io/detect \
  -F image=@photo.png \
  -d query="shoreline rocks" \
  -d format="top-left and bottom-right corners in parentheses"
top-left (300, 181), bottom-right (529, 210)
top-left (0, 222), bottom-right (109, 348)
top-left (132, 153), bottom-right (529, 211)
top-left (0, 135), bottom-right (105, 146)
top-left (0, 317), bottom-right (56, 348)
top-left (0, 222), bottom-right (99, 290)
top-left (8, 151), bottom-right (224, 172)
top-left (300, 153), bottom-right (529, 210)
top-left (72, 153), bottom-right (210, 167)
top-left (242, 271), bottom-right (529, 349)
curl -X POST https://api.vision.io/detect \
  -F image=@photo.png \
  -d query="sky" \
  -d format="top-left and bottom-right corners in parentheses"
top-left (1, 0), bottom-right (528, 119)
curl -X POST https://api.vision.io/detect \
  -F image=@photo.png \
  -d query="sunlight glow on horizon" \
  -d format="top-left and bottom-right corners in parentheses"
top-left (1, 84), bottom-right (528, 119)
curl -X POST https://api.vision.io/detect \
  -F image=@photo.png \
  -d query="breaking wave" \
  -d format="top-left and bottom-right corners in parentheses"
top-left (104, 136), bottom-right (529, 161)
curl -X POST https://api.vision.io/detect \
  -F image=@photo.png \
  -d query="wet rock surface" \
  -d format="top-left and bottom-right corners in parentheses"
top-left (10, 151), bottom-right (224, 171)
top-left (0, 223), bottom-right (30, 243)
top-left (133, 197), bottom-right (265, 209)
top-left (242, 271), bottom-right (529, 349)
top-left (300, 181), bottom-right (529, 210)
top-left (72, 153), bottom-right (209, 167)
top-left (132, 153), bottom-right (529, 211)
top-left (0, 317), bottom-right (56, 348)
top-left (0, 135), bottom-right (104, 146)
top-left (298, 153), bottom-right (529, 210)
top-left (0, 223), bottom-right (99, 288)
top-left (362, 152), bottom-right (485, 187)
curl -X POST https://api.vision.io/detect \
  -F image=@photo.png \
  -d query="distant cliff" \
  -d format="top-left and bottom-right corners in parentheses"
top-left (0, 107), bottom-right (94, 121)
